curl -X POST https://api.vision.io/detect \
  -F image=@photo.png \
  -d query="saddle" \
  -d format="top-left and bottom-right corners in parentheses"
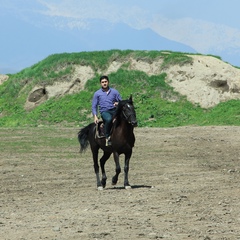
top-left (95, 121), bottom-right (106, 139)
top-left (95, 120), bottom-right (115, 139)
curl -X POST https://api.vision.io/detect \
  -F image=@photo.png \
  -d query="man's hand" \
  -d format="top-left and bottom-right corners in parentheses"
top-left (113, 102), bottom-right (119, 107)
top-left (94, 115), bottom-right (99, 124)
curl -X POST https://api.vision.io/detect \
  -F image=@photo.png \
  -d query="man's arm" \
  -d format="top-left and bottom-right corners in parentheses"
top-left (92, 92), bottom-right (99, 124)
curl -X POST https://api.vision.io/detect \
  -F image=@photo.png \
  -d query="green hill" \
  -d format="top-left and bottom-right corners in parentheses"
top-left (1, 50), bottom-right (240, 127)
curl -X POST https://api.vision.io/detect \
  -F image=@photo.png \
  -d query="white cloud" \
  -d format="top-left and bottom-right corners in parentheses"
top-left (149, 15), bottom-right (240, 53)
top-left (38, 0), bottom-right (118, 21)
top-left (37, 0), bottom-right (148, 29)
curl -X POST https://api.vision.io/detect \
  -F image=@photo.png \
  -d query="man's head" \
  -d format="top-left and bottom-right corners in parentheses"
top-left (100, 75), bottom-right (109, 90)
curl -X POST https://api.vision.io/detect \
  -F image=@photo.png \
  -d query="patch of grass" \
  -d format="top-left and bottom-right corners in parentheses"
top-left (161, 52), bottom-right (193, 69)
top-left (0, 127), bottom-right (78, 160)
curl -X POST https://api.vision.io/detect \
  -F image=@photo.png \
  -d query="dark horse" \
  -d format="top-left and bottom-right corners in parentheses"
top-left (78, 95), bottom-right (137, 190)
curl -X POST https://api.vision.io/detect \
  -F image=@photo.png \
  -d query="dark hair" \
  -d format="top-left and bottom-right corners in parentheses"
top-left (100, 75), bottom-right (109, 82)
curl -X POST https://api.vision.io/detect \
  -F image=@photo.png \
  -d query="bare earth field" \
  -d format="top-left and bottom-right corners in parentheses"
top-left (0, 126), bottom-right (240, 240)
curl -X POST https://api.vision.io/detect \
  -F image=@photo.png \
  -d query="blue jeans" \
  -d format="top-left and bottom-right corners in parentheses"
top-left (101, 109), bottom-right (116, 138)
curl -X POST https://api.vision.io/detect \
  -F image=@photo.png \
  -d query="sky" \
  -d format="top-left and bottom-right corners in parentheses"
top-left (1, 0), bottom-right (240, 73)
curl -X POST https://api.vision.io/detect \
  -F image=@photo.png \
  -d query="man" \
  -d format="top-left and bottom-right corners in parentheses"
top-left (92, 75), bottom-right (122, 146)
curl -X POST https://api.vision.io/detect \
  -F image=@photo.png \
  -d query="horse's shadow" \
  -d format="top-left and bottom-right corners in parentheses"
top-left (107, 185), bottom-right (153, 190)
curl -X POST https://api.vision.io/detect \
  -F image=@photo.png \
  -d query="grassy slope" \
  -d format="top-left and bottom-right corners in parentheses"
top-left (1, 50), bottom-right (240, 127)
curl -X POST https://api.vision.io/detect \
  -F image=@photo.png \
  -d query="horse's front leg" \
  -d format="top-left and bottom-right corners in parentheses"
top-left (124, 150), bottom-right (132, 189)
top-left (100, 151), bottom-right (112, 188)
top-left (112, 152), bottom-right (121, 186)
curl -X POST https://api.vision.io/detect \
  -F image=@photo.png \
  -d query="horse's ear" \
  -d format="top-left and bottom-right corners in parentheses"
top-left (129, 94), bottom-right (133, 102)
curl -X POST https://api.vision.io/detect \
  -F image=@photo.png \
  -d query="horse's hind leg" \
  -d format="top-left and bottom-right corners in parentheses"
top-left (92, 149), bottom-right (102, 190)
top-left (100, 151), bottom-right (111, 188)
top-left (112, 152), bottom-right (121, 186)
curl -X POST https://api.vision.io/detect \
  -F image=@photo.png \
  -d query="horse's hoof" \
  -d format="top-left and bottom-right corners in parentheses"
top-left (97, 186), bottom-right (104, 191)
top-left (112, 177), bottom-right (117, 185)
top-left (125, 185), bottom-right (132, 190)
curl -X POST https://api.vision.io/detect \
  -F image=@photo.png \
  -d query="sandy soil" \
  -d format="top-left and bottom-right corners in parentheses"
top-left (0, 126), bottom-right (240, 239)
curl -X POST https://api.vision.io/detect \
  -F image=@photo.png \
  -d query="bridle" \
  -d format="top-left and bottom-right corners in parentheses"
top-left (122, 103), bottom-right (136, 124)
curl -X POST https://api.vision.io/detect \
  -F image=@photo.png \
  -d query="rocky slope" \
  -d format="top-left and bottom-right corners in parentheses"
top-left (0, 74), bottom-right (9, 84)
top-left (165, 55), bottom-right (240, 108)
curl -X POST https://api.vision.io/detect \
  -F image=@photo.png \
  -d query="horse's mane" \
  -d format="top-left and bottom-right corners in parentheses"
top-left (113, 98), bottom-right (133, 127)
top-left (115, 99), bottom-right (132, 116)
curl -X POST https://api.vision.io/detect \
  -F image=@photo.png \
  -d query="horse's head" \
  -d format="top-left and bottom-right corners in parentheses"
top-left (117, 95), bottom-right (137, 127)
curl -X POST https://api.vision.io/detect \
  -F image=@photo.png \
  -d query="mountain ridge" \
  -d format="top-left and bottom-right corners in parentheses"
top-left (0, 18), bottom-right (197, 74)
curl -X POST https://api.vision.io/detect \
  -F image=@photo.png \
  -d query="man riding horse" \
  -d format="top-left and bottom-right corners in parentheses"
top-left (92, 75), bottom-right (122, 146)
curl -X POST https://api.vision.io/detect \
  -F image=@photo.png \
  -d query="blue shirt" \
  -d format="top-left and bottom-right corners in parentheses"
top-left (92, 87), bottom-right (122, 115)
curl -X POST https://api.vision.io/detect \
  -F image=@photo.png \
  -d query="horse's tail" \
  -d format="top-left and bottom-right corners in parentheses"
top-left (78, 123), bottom-right (92, 152)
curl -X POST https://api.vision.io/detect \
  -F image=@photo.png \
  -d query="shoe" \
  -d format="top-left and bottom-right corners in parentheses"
top-left (105, 136), bottom-right (111, 146)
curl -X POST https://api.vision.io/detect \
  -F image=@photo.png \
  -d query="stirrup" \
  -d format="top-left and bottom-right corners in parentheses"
top-left (105, 136), bottom-right (111, 146)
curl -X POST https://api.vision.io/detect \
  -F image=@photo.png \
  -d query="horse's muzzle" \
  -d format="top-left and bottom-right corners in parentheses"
top-left (131, 121), bottom-right (138, 127)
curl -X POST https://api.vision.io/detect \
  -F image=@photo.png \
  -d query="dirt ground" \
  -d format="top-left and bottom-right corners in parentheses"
top-left (0, 126), bottom-right (240, 240)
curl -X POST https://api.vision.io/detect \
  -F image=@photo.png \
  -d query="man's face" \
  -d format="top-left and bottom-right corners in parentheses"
top-left (100, 79), bottom-right (109, 89)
